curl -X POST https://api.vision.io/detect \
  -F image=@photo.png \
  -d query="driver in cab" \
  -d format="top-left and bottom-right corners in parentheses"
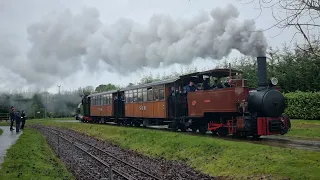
top-left (184, 80), bottom-right (197, 93)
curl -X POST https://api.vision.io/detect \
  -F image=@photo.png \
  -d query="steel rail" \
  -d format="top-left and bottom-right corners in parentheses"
top-left (47, 128), bottom-right (135, 180)
top-left (47, 127), bottom-right (161, 180)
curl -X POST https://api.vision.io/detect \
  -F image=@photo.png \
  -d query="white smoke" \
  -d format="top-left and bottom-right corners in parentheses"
top-left (1, 4), bottom-right (268, 88)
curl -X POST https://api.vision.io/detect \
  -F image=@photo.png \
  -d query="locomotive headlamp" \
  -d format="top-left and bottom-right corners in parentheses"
top-left (270, 77), bottom-right (278, 86)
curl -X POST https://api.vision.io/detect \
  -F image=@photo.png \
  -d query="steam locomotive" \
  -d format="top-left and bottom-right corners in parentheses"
top-left (76, 56), bottom-right (291, 138)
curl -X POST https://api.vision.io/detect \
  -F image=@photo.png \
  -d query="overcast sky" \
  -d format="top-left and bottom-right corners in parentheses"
top-left (0, 0), bottom-right (303, 93)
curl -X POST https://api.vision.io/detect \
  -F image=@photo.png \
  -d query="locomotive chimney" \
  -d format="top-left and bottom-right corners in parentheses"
top-left (257, 56), bottom-right (268, 87)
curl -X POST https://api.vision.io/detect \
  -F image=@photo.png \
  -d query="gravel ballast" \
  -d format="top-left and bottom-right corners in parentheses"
top-left (32, 125), bottom-right (216, 180)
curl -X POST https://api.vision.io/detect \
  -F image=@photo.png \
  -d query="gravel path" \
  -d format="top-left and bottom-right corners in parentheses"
top-left (32, 125), bottom-right (215, 180)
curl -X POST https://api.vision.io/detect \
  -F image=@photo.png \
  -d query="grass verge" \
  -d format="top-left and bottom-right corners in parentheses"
top-left (285, 120), bottom-right (320, 140)
top-left (0, 121), bottom-right (10, 126)
top-left (0, 128), bottom-right (74, 180)
top-left (0, 128), bottom-right (3, 135)
top-left (38, 121), bottom-right (320, 180)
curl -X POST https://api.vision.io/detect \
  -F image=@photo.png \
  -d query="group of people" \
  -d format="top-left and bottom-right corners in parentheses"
top-left (9, 106), bottom-right (27, 133)
top-left (184, 78), bottom-right (231, 93)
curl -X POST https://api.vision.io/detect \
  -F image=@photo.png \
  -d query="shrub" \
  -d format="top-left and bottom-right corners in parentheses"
top-left (284, 91), bottom-right (320, 120)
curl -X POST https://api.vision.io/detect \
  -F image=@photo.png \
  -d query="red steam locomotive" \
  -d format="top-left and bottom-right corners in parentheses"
top-left (77, 56), bottom-right (291, 138)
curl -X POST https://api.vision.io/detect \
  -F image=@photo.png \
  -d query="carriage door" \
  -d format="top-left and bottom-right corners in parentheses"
top-left (167, 85), bottom-right (175, 118)
top-left (112, 93), bottom-right (117, 117)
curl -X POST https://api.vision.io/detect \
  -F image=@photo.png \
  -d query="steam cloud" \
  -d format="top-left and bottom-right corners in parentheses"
top-left (1, 4), bottom-right (268, 88)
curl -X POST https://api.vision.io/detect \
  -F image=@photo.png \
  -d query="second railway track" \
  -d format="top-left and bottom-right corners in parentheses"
top-left (47, 126), bottom-right (162, 180)
top-left (75, 120), bottom-right (320, 152)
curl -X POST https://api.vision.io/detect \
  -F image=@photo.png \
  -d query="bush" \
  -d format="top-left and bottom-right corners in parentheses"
top-left (284, 92), bottom-right (320, 120)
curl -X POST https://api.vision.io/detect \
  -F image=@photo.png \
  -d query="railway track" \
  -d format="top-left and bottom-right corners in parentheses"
top-left (46, 126), bottom-right (162, 180)
top-left (78, 120), bottom-right (320, 152)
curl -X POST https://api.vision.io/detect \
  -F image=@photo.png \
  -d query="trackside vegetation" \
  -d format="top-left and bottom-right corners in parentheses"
top-left (39, 121), bottom-right (320, 180)
top-left (286, 120), bottom-right (320, 140)
top-left (0, 128), bottom-right (3, 135)
top-left (284, 92), bottom-right (320, 120)
top-left (0, 128), bottom-right (74, 180)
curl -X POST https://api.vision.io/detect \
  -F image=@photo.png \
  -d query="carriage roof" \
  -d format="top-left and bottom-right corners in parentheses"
top-left (197, 68), bottom-right (243, 77)
top-left (120, 78), bottom-right (179, 91)
top-left (88, 68), bottom-right (242, 96)
top-left (87, 90), bottom-right (119, 97)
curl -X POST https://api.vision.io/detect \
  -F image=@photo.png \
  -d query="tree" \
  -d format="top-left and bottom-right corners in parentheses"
top-left (95, 84), bottom-right (119, 92)
top-left (238, 0), bottom-right (320, 55)
top-left (127, 83), bottom-right (134, 87)
top-left (79, 86), bottom-right (95, 96)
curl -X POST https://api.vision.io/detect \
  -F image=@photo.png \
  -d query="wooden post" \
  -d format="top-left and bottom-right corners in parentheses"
top-left (57, 133), bottom-right (60, 157)
top-left (71, 142), bottom-right (74, 169)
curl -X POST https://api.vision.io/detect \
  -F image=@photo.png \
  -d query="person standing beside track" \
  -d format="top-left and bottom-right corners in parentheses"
top-left (21, 110), bottom-right (27, 130)
top-left (15, 110), bottom-right (22, 133)
top-left (9, 106), bottom-right (15, 131)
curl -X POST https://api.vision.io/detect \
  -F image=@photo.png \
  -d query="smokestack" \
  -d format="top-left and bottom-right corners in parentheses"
top-left (257, 57), bottom-right (268, 87)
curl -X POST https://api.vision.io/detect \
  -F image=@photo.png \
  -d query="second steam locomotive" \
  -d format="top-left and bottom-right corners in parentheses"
top-left (76, 56), bottom-right (291, 138)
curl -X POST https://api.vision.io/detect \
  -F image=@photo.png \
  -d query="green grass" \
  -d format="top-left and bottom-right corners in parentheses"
top-left (285, 120), bottom-right (320, 140)
top-left (0, 118), bottom-right (73, 126)
top-left (37, 121), bottom-right (320, 180)
top-left (0, 120), bottom-right (10, 126)
top-left (0, 128), bottom-right (74, 180)
top-left (0, 128), bottom-right (3, 135)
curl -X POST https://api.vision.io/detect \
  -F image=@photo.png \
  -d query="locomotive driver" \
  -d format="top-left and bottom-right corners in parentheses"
top-left (184, 80), bottom-right (197, 93)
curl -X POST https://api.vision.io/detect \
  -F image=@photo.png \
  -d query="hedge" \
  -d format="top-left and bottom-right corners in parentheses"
top-left (284, 91), bottom-right (320, 120)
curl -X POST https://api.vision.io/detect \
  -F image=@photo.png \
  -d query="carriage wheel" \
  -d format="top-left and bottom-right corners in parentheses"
top-left (199, 125), bottom-right (207, 134)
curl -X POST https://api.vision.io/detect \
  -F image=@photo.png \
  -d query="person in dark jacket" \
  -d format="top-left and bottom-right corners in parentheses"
top-left (202, 78), bottom-right (210, 90)
top-left (15, 111), bottom-right (21, 133)
top-left (184, 81), bottom-right (197, 93)
top-left (9, 106), bottom-right (15, 131)
top-left (21, 110), bottom-right (27, 130)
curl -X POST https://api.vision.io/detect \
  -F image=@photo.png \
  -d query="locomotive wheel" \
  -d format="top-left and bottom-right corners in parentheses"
top-left (211, 130), bottom-right (217, 136)
top-left (217, 127), bottom-right (228, 136)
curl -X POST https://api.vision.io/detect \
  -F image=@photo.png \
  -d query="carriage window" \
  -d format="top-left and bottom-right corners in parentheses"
top-left (105, 95), bottom-right (108, 105)
top-left (153, 88), bottom-right (159, 100)
top-left (159, 89), bottom-right (164, 100)
top-left (143, 88), bottom-right (147, 102)
top-left (137, 90), bottom-right (142, 102)
top-left (125, 91), bottom-right (128, 103)
top-left (136, 89), bottom-right (142, 102)
top-left (147, 88), bottom-right (153, 101)
top-left (133, 89), bottom-right (138, 102)
top-left (99, 96), bottom-right (102, 105)
top-left (108, 94), bottom-right (111, 105)
top-left (93, 97), bottom-right (96, 106)
top-left (129, 92), bottom-right (133, 103)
